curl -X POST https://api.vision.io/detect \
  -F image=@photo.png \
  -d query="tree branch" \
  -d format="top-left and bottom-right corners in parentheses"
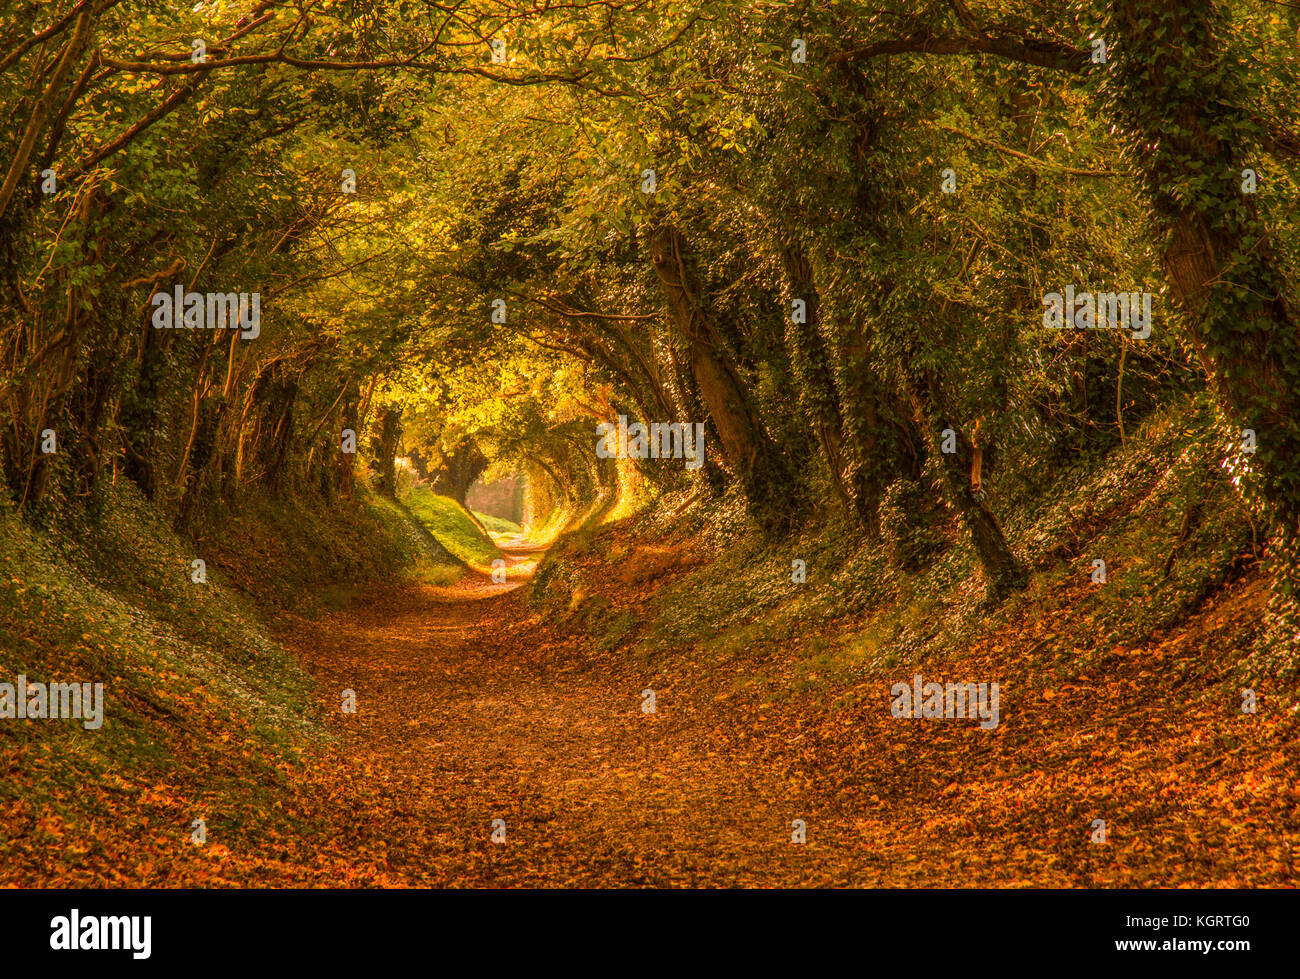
top-left (935, 123), bottom-right (1117, 176)
top-left (835, 30), bottom-right (1088, 74)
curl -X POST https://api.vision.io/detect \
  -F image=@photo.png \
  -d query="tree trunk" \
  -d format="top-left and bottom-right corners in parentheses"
top-left (433, 441), bottom-right (487, 506)
top-left (782, 245), bottom-right (880, 533)
top-left (374, 407), bottom-right (402, 499)
top-left (908, 369), bottom-right (1027, 598)
top-left (335, 383), bottom-right (360, 500)
top-left (1109, 0), bottom-right (1300, 633)
top-left (648, 224), bottom-right (798, 533)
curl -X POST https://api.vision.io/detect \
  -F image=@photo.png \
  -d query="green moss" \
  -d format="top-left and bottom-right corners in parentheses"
top-left (401, 488), bottom-right (503, 566)
top-left (473, 510), bottom-right (524, 537)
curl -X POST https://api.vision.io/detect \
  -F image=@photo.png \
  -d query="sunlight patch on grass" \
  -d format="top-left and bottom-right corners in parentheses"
top-left (403, 488), bottom-right (503, 567)
top-left (473, 510), bottom-right (524, 537)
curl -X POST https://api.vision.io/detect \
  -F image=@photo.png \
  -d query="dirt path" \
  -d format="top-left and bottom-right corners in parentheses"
top-left (271, 547), bottom-right (1297, 888)
top-left (281, 548), bottom-right (826, 886)
top-left (8, 542), bottom-right (1291, 887)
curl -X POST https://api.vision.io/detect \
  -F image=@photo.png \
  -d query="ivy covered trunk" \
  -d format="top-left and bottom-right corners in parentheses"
top-left (780, 245), bottom-right (872, 531)
top-left (1108, 0), bottom-right (1300, 642)
top-left (908, 368), bottom-right (1028, 598)
top-left (649, 225), bottom-right (799, 535)
top-left (374, 407), bottom-right (402, 500)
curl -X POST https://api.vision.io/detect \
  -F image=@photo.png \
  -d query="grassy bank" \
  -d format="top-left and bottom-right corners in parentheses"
top-left (402, 487), bottom-right (504, 567)
top-left (473, 510), bottom-right (524, 538)
top-left (0, 484), bottom-right (459, 884)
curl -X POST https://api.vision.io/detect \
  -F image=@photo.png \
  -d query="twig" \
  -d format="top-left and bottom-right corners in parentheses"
top-left (936, 123), bottom-right (1116, 177)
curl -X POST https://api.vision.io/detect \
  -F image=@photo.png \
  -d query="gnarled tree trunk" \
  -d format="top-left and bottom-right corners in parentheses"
top-left (648, 224), bottom-right (798, 533)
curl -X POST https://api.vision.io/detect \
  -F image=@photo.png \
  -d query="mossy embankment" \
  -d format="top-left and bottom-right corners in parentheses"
top-left (0, 483), bottom-right (458, 884)
top-left (473, 510), bottom-right (524, 538)
top-left (401, 486), bottom-right (507, 567)
top-left (534, 401), bottom-right (1270, 686)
